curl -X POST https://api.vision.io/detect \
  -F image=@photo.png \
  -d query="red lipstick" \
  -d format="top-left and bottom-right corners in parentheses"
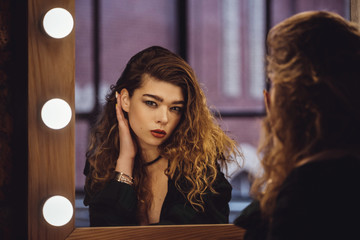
top-left (150, 129), bottom-right (167, 138)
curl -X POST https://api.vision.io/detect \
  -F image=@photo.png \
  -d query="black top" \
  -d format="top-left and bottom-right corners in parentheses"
top-left (235, 155), bottom-right (360, 240)
top-left (84, 170), bottom-right (232, 226)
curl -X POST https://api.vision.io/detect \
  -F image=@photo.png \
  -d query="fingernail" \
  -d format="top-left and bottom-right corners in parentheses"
top-left (116, 91), bottom-right (118, 98)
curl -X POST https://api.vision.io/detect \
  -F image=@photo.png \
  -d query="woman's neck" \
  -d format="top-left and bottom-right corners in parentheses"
top-left (141, 146), bottom-right (160, 164)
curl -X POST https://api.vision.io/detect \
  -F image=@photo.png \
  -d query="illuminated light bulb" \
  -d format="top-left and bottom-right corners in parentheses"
top-left (43, 8), bottom-right (74, 39)
top-left (41, 98), bottom-right (72, 129)
top-left (42, 195), bottom-right (73, 226)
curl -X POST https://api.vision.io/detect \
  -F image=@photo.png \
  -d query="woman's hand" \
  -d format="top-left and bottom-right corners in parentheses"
top-left (114, 90), bottom-right (136, 177)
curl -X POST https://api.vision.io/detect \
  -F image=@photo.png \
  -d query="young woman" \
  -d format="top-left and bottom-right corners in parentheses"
top-left (84, 46), bottom-right (241, 226)
top-left (235, 11), bottom-right (360, 240)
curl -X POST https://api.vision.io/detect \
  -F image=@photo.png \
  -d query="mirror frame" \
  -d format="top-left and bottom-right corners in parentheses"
top-left (27, 0), bottom-right (359, 239)
top-left (27, 0), bottom-right (244, 239)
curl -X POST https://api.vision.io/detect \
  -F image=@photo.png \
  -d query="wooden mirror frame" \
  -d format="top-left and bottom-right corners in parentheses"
top-left (27, 0), bottom-right (359, 239)
top-left (27, 0), bottom-right (244, 239)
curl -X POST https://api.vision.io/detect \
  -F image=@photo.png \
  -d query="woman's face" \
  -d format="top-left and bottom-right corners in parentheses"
top-left (121, 74), bottom-right (185, 150)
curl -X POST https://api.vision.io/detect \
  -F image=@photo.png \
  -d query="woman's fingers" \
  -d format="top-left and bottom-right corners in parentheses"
top-left (115, 91), bottom-right (126, 124)
top-left (114, 91), bottom-right (136, 169)
top-left (115, 91), bottom-right (132, 141)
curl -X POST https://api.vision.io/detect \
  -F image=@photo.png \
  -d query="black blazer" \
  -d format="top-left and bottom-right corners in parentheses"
top-left (84, 170), bottom-right (232, 226)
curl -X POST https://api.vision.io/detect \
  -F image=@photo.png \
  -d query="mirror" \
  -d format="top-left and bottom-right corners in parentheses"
top-left (28, 0), bottom-right (244, 238)
top-left (27, 0), bottom-right (359, 239)
top-left (74, 0), bottom-right (266, 228)
top-left (73, 0), bottom-right (353, 228)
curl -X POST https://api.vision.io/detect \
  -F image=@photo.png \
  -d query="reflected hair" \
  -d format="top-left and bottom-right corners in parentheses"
top-left (85, 46), bottom-right (241, 224)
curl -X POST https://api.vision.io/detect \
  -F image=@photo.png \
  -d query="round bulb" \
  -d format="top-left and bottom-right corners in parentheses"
top-left (42, 195), bottom-right (73, 226)
top-left (41, 98), bottom-right (72, 129)
top-left (43, 8), bottom-right (74, 39)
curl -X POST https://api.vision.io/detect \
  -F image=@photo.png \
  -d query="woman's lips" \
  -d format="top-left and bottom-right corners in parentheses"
top-left (150, 129), bottom-right (167, 138)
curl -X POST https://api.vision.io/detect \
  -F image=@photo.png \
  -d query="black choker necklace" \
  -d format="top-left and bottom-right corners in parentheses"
top-left (144, 155), bottom-right (162, 166)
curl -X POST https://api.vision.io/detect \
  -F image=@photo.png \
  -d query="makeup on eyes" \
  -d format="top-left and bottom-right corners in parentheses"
top-left (144, 100), bottom-right (157, 107)
top-left (142, 94), bottom-right (184, 112)
top-left (170, 106), bottom-right (183, 113)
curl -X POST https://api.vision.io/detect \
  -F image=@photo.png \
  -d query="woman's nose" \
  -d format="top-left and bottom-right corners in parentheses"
top-left (156, 107), bottom-right (169, 124)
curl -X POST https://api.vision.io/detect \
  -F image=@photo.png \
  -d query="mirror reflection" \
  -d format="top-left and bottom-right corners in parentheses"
top-left (74, 0), bottom-right (349, 227)
top-left (84, 45), bottom-right (241, 226)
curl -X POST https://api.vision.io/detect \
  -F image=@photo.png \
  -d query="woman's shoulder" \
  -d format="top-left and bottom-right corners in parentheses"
top-left (292, 153), bottom-right (360, 180)
top-left (281, 153), bottom-right (360, 202)
top-left (271, 153), bottom-right (360, 239)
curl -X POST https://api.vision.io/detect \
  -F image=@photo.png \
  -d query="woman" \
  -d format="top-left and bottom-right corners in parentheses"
top-left (235, 11), bottom-right (360, 239)
top-left (84, 46), bottom-right (241, 226)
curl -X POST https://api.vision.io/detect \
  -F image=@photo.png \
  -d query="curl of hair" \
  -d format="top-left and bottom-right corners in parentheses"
top-left (161, 79), bottom-right (240, 211)
top-left (250, 11), bottom-right (360, 217)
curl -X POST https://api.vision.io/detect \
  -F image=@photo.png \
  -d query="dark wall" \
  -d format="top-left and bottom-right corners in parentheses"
top-left (0, 1), bottom-right (27, 239)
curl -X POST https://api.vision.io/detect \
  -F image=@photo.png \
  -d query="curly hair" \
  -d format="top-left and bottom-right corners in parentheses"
top-left (250, 11), bottom-right (360, 217)
top-left (85, 46), bottom-right (241, 223)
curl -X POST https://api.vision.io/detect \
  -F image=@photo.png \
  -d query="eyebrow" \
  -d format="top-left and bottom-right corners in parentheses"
top-left (143, 94), bottom-right (185, 105)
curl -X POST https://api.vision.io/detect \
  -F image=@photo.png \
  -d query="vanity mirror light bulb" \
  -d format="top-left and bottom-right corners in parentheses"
top-left (42, 195), bottom-right (73, 227)
top-left (43, 8), bottom-right (74, 39)
top-left (41, 98), bottom-right (72, 129)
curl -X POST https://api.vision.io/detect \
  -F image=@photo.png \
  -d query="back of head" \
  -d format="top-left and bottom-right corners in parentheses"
top-left (267, 11), bottom-right (360, 154)
top-left (253, 11), bottom-right (360, 216)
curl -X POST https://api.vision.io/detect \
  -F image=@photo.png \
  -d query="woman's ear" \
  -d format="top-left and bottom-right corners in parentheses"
top-left (120, 88), bottom-right (130, 112)
top-left (263, 89), bottom-right (271, 114)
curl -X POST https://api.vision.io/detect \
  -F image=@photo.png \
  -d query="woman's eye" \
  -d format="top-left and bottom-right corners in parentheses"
top-left (171, 106), bottom-right (183, 113)
top-left (145, 101), bottom-right (157, 107)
